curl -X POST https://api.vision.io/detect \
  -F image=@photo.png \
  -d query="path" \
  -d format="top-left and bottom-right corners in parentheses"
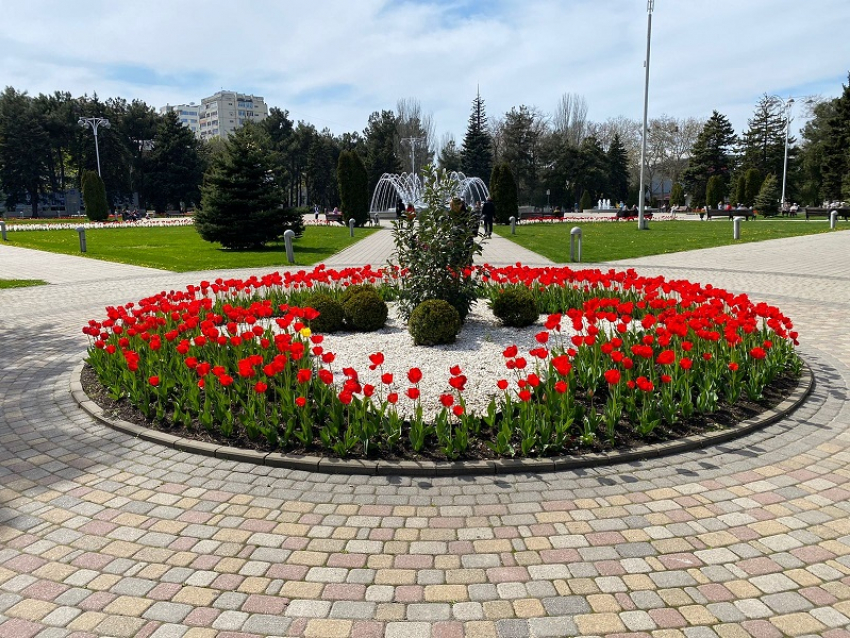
top-left (0, 231), bottom-right (849, 637)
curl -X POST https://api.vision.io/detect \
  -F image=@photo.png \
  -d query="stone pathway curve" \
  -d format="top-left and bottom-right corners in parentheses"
top-left (0, 230), bottom-right (849, 637)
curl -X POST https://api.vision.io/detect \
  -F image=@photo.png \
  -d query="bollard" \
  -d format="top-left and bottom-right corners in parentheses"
top-left (509, 216), bottom-right (516, 235)
top-left (348, 218), bottom-right (355, 237)
top-left (76, 226), bottom-right (87, 253)
top-left (570, 226), bottom-right (582, 262)
top-left (830, 210), bottom-right (838, 229)
top-left (732, 216), bottom-right (743, 240)
top-left (0, 220), bottom-right (6, 241)
top-left (284, 230), bottom-right (295, 264)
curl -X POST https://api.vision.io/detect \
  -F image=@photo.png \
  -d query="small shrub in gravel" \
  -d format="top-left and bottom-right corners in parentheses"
top-left (491, 286), bottom-right (538, 327)
top-left (306, 293), bottom-right (345, 333)
top-left (408, 299), bottom-right (461, 346)
top-left (343, 290), bottom-right (388, 331)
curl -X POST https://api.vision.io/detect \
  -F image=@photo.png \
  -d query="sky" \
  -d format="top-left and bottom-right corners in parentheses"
top-left (2, 0), bottom-right (849, 144)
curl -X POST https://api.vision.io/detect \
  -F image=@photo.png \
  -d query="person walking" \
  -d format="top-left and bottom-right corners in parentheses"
top-left (481, 196), bottom-right (495, 237)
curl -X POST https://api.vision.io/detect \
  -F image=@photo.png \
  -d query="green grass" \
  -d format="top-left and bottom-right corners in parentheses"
top-left (0, 279), bottom-right (47, 289)
top-left (495, 218), bottom-right (846, 263)
top-left (3, 225), bottom-right (377, 272)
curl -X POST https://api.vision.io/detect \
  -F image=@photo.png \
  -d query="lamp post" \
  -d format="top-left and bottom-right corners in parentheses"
top-left (779, 98), bottom-right (794, 208)
top-left (637, 0), bottom-right (654, 230)
top-left (78, 117), bottom-right (110, 177)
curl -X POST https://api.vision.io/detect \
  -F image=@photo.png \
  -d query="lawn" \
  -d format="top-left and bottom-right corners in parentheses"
top-left (0, 279), bottom-right (47, 289)
top-left (2, 225), bottom-right (377, 272)
top-left (495, 218), bottom-right (845, 263)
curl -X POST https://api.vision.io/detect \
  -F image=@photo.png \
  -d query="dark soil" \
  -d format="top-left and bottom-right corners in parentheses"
top-left (81, 364), bottom-right (802, 463)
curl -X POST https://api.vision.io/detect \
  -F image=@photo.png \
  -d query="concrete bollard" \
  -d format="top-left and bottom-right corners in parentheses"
top-left (732, 216), bottom-right (743, 240)
top-left (570, 226), bottom-right (582, 262)
top-left (830, 210), bottom-right (838, 229)
top-left (284, 230), bottom-right (295, 264)
top-left (348, 218), bottom-right (355, 237)
top-left (509, 216), bottom-right (516, 235)
top-left (76, 226), bottom-right (87, 253)
top-left (0, 220), bottom-right (6, 241)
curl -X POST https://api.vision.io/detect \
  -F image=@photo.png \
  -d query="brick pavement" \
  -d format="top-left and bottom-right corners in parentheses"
top-left (1, 230), bottom-right (850, 637)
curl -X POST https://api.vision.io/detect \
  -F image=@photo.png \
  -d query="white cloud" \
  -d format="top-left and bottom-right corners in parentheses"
top-left (1, 0), bottom-right (848, 139)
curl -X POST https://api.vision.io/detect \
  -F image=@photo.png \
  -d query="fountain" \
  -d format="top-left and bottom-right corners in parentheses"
top-left (370, 171), bottom-right (489, 215)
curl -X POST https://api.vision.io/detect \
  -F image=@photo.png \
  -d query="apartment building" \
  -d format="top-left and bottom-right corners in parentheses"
top-left (159, 103), bottom-right (201, 135)
top-left (198, 91), bottom-right (268, 141)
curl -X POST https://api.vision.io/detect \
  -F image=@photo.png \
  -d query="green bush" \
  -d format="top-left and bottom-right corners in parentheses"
top-left (306, 293), bottom-right (345, 333)
top-left (81, 170), bottom-right (109, 222)
top-left (409, 299), bottom-right (461, 346)
top-left (340, 283), bottom-right (380, 304)
top-left (343, 290), bottom-right (388, 331)
top-left (491, 286), bottom-right (538, 327)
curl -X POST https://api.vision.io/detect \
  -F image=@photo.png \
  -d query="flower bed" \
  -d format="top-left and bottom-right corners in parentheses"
top-left (83, 264), bottom-right (801, 461)
top-left (5, 218), bottom-right (194, 232)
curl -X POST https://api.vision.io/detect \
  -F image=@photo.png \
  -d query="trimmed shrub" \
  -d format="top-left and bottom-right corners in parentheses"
top-left (343, 290), bottom-right (388, 331)
top-left (306, 293), bottom-right (345, 333)
top-left (579, 189), bottom-right (593, 212)
top-left (491, 286), bottom-right (538, 327)
top-left (408, 299), bottom-right (461, 346)
top-left (340, 283), bottom-right (380, 304)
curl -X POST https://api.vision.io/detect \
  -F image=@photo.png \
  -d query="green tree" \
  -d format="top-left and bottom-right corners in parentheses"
top-left (437, 136), bottom-right (462, 172)
top-left (489, 162), bottom-right (518, 224)
top-left (798, 100), bottom-right (835, 204)
top-left (0, 87), bottom-right (51, 217)
top-left (732, 173), bottom-right (746, 206)
top-left (196, 123), bottom-right (301, 249)
top-left (81, 170), bottom-right (108, 221)
top-left (460, 90), bottom-right (492, 180)
top-left (739, 96), bottom-right (790, 180)
top-left (337, 150), bottom-right (369, 226)
top-left (606, 133), bottom-right (630, 203)
top-left (753, 174), bottom-right (780, 216)
top-left (820, 74), bottom-right (850, 200)
top-left (307, 130), bottom-right (340, 210)
top-left (144, 111), bottom-right (204, 213)
top-left (575, 135), bottom-right (609, 202)
top-left (669, 182), bottom-right (684, 207)
top-left (705, 175), bottom-right (725, 209)
top-left (500, 105), bottom-right (546, 204)
top-left (579, 189), bottom-right (593, 211)
top-left (363, 110), bottom-right (402, 194)
top-left (743, 168), bottom-right (763, 206)
top-left (681, 111), bottom-right (737, 207)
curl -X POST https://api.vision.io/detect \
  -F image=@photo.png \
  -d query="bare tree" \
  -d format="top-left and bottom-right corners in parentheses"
top-left (553, 93), bottom-right (589, 147)
top-left (646, 115), bottom-right (704, 199)
top-left (488, 115), bottom-right (505, 167)
top-left (395, 97), bottom-right (435, 175)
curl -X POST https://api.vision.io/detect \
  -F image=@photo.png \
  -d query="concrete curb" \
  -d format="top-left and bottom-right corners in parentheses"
top-left (72, 360), bottom-right (814, 476)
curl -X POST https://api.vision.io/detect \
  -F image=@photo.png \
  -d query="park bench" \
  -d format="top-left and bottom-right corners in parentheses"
top-left (325, 212), bottom-right (344, 224)
top-left (518, 211), bottom-right (562, 221)
top-left (702, 208), bottom-right (754, 220)
top-left (804, 207), bottom-right (850, 220)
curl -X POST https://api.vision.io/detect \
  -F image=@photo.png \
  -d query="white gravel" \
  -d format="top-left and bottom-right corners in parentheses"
top-left (319, 302), bottom-right (579, 418)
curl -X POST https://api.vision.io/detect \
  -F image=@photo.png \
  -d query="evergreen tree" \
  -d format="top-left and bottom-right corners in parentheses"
top-left (437, 137), bottom-right (462, 172)
top-left (460, 90), bottom-right (492, 180)
top-left (144, 111), bottom-right (204, 213)
top-left (681, 111), bottom-right (737, 207)
top-left (820, 74), bottom-right (850, 201)
top-left (576, 135), bottom-right (609, 201)
top-left (363, 110), bottom-right (402, 195)
top-left (743, 168), bottom-right (763, 206)
top-left (732, 174), bottom-right (746, 206)
top-left (606, 133), bottom-right (630, 203)
top-left (739, 96), bottom-right (789, 180)
top-left (337, 150), bottom-right (369, 226)
top-left (489, 162), bottom-right (518, 224)
top-left (579, 189), bottom-right (593, 211)
top-left (705, 175), bottom-right (725, 209)
top-left (0, 87), bottom-right (51, 217)
top-left (196, 123), bottom-right (301, 249)
top-left (669, 183), bottom-right (685, 207)
top-left (798, 100), bottom-right (835, 204)
top-left (753, 174), bottom-right (780, 216)
top-left (81, 170), bottom-right (108, 221)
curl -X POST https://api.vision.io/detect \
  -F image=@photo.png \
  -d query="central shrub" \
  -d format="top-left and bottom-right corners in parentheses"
top-left (390, 166), bottom-right (483, 322)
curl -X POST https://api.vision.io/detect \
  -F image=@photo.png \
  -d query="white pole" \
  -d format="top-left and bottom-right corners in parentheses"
top-left (637, 0), bottom-right (654, 230)
top-left (780, 98), bottom-right (793, 207)
top-left (93, 127), bottom-right (102, 177)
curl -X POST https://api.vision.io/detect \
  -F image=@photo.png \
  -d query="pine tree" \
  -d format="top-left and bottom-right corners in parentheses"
top-left (460, 90), bottom-right (492, 180)
top-left (739, 96), bottom-right (789, 179)
top-left (489, 163), bottom-right (517, 224)
top-left (195, 123), bottom-right (301, 249)
top-left (681, 111), bottom-right (737, 207)
top-left (820, 74), bottom-right (850, 201)
top-left (606, 133), bottom-right (630, 203)
top-left (145, 111), bottom-right (204, 213)
top-left (337, 150), bottom-right (370, 226)
top-left (744, 168), bottom-right (763, 206)
top-left (753, 174), bottom-right (779, 216)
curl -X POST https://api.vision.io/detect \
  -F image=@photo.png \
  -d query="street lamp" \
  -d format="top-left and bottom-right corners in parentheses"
top-left (767, 95), bottom-right (814, 209)
top-left (78, 117), bottom-right (111, 177)
top-left (637, 0), bottom-right (654, 230)
top-left (401, 136), bottom-right (426, 176)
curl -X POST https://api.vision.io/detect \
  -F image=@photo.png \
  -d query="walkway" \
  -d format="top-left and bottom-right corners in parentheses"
top-left (0, 230), bottom-right (849, 638)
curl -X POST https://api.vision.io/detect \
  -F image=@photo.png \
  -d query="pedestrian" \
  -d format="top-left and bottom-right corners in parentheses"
top-left (481, 196), bottom-right (495, 237)
top-left (314, 203), bottom-right (320, 221)
top-left (395, 198), bottom-right (404, 220)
